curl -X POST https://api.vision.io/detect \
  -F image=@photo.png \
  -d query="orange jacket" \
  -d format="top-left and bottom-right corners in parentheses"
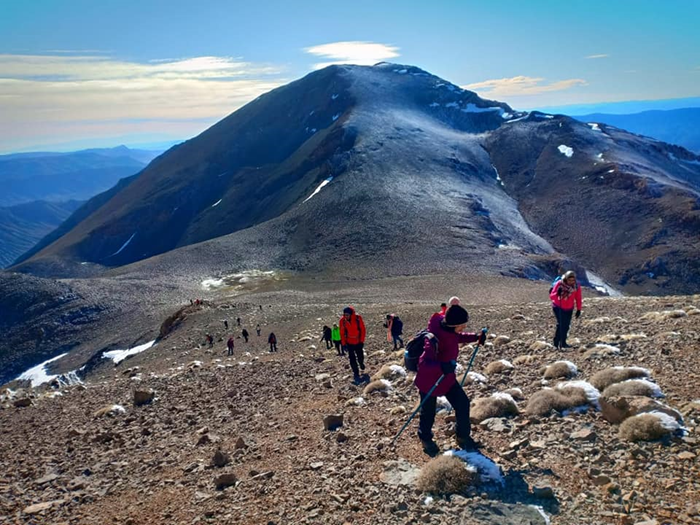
top-left (339, 307), bottom-right (366, 345)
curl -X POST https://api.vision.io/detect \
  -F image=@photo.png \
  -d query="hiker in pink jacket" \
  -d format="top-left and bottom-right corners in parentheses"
top-left (414, 304), bottom-right (486, 456)
top-left (550, 270), bottom-right (583, 349)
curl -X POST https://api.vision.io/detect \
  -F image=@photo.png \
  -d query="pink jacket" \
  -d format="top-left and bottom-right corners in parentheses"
top-left (550, 280), bottom-right (582, 311)
top-left (414, 313), bottom-right (478, 397)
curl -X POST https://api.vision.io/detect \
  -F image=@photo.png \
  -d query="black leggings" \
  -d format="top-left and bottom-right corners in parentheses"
top-left (334, 341), bottom-right (342, 354)
top-left (418, 381), bottom-right (471, 442)
top-left (553, 307), bottom-right (573, 347)
top-left (346, 343), bottom-right (365, 376)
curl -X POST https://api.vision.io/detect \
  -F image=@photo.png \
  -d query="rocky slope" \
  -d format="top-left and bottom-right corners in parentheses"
top-left (2, 281), bottom-right (698, 524)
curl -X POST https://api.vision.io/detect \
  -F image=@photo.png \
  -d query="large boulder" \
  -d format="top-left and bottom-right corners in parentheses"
top-left (133, 389), bottom-right (155, 406)
top-left (599, 395), bottom-right (683, 425)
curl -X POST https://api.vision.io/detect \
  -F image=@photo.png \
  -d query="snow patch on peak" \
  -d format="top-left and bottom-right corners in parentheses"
top-left (17, 353), bottom-right (68, 387)
top-left (111, 231), bottom-right (136, 257)
top-left (102, 340), bottom-right (156, 365)
top-left (303, 176), bottom-right (334, 203)
top-left (558, 145), bottom-right (574, 158)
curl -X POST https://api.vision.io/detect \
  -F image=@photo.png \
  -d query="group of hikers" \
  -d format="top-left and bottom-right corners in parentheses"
top-left (209, 319), bottom-right (278, 356)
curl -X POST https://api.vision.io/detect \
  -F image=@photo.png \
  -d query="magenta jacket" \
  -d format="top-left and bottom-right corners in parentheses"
top-left (414, 313), bottom-right (479, 397)
top-left (550, 281), bottom-right (583, 311)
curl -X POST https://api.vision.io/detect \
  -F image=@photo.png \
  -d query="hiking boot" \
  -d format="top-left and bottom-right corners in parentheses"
top-left (456, 436), bottom-right (481, 452)
top-left (561, 343), bottom-right (572, 348)
top-left (421, 439), bottom-right (440, 457)
top-left (352, 375), bottom-right (362, 385)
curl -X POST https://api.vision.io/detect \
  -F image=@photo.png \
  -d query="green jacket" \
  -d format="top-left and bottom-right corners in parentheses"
top-left (331, 326), bottom-right (341, 342)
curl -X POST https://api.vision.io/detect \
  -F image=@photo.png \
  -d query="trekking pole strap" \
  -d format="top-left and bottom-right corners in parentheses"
top-left (391, 374), bottom-right (445, 445)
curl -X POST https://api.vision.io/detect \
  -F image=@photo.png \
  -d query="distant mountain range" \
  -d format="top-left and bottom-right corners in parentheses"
top-left (0, 146), bottom-right (163, 268)
top-left (0, 145), bottom-right (163, 207)
top-left (573, 108), bottom-right (700, 153)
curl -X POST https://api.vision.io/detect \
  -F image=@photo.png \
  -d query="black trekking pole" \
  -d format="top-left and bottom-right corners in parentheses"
top-left (459, 327), bottom-right (488, 387)
top-left (391, 374), bottom-right (445, 446)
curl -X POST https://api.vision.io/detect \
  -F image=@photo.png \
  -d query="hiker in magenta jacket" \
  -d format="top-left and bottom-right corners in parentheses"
top-left (550, 270), bottom-right (583, 349)
top-left (414, 304), bottom-right (486, 456)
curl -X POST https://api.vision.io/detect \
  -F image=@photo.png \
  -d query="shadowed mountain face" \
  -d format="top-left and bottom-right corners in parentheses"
top-left (3, 64), bottom-right (700, 383)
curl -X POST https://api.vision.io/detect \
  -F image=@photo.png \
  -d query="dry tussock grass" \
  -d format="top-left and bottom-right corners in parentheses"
top-left (485, 360), bottom-right (513, 374)
top-left (416, 455), bottom-right (475, 495)
top-left (590, 367), bottom-right (649, 391)
top-left (640, 310), bottom-right (687, 322)
top-left (602, 380), bottom-right (661, 398)
top-left (471, 394), bottom-right (519, 423)
top-left (619, 414), bottom-right (674, 442)
top-left (525, 387), bottom-right (589, 416)
top-left (543, 361), bottom-right (577, 379)
top-left (529, 341), bottom-right (553, 352)
top-left (363, 380), bottom-right (391, 395)
top-left (372, 364), bottom-right (404, 381)
top-left (513, 354), bottom-right (537, 365)
top-left (493, 335), bottom-right (511, 347)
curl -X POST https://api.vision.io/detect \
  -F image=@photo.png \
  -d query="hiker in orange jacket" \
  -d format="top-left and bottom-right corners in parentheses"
top-left (339, 306), bottom-right (367, 384)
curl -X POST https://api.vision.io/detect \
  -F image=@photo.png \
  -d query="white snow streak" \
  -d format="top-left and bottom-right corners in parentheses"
top-left (102, 340), bottom-right (156, 364)
top-left (111, 232), bottom-right (136, 257)
top-left (303, 176), bottom-right (333, 203)
top-left (17, 353), bottom-right (68, 387)
top-left (588, 123), bottom-right (601, 132)
top-left (211, 199), bottom-right (222, 207)
top-left (445, 450), bottom-right (504, 485)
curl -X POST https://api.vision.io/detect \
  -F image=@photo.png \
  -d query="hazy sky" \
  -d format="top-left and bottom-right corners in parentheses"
top-left (1, 0), bottom-right (698, 153)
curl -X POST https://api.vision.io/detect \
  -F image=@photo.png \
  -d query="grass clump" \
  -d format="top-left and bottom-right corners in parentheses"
top-left (363, 379), bottom-right (392, 395)
top-left (602, 379), bottom-right (663, 398)
top-left (471, 393), bottom-right (519, 423)
top-left (415, 455), bottom-right (475, 495)
top-left (485, 360), bottom-right (514, 374)
top-left (590, 367), bottom-right (650, 391)
top-left (543, 361), bottom-right (577, 379)
top-left (619, 412), bottom-right (680, 442)
top-left (525, 387), bottom-right (589, 417)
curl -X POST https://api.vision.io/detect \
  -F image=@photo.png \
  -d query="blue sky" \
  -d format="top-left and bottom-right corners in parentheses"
top-left (1, 0), bottom-right (698, 152)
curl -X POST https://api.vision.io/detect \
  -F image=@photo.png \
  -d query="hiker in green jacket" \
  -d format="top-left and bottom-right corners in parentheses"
top-left (331, 324), bottom-right (343, 356)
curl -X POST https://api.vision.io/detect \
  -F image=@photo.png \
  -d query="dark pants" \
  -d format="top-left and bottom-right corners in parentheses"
top-left (346, 343), bottom-right (365, 377)
top-left (227, 345), bottom-right (233, 356)
top-left (269, 343), bottom-right (277, 352)
top-left (333, 340), bottom-right (343, 355)
top-left (418, 381), bottom-right (471, 443)
top-left (324, 338), bottom-right (332, 349)
top-left (392, 335), bottom-right (404, 350)
top-left (553, 307), bottom-right (573, 347)
top-left (243, 335), bottom-right (248, 343)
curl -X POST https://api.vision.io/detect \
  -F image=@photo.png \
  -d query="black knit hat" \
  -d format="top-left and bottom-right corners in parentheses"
top-left (444, 304), bottom-right (469, 326)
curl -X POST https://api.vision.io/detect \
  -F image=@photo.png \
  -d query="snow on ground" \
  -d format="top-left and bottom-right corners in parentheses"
top-left (493, 165), bottom-right (504, 187)
top-left (201, 278), bottom-right (224, 290)
top-left (491, 392), bottom-right (516, 404)
top-left (556, 380), bottom-right (601, 407)
top-left (111, 232), bottom-right (136, 257)
top-left (445, 450), bottom-right (505, 485)
top-left (497, 359), bottom-right (514, 369)
top-left (303, 177), bottom-right (334, 203)
top-left (558, 145), bottom-right (574, 158)
top-left (211, 199), bottom-right (222, 207)
top-left (332, 113), bottom-right (340, 121)
top-left (466, 371), bottom-right (487, 383)
top-left (556, 360), bottom-right (578, 375)
top-left (436, 396), bottom-right (453, 413)
top-left (620, 378), bottom-right (665, 398)
top-left (594, 343), bottom-right (621, 354)
top-left (389, 365), bottom-right (406, 377)
top-left (586, 270), bottom-right (623, 297)
top-left (646, 411), bottom-right (686, 433)
top-left (102, 340), bottom-right (157, 365)
top-left (530, 505), bottom-right (551, 525)
top-left (429, 102), bottom-right (440, 107)
top-left (460, 103), bottom-right (503, 114)
top-left (504, 112), bottom-right (530, 123)
top-left (588, 123), bottom-right (601, 132)
top-left (17, 353), bottom-right (68, 387)
top-left (331, 94), bottom-right (339, 100)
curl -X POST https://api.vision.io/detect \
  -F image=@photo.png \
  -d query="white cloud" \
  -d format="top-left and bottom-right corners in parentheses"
top-left (585, 54), bottom-right (609, 59)
top-left (464, 76), bottom-right (587, 97)
top-left (304, 41), bottom-right (400, 69)
top-left (0, 54), bottom-right (286, 152)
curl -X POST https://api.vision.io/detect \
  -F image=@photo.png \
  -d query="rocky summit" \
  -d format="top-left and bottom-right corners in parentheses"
top-left (1, 277), bottom-right (699, 524)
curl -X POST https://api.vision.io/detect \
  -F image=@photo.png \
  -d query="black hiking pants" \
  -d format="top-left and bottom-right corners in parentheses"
top-left (269, 343), bottom-right (277, 352)
top-left (324, 338), bottom-right (332, 349)
top-left (227, 346), bottom-right (233, 356)
top-left (333, 340), bottom-right (343, 355)
top-left (552, 307), bottom-right (573, 347)
top-left (346, 343), bottom-right (365, 377)
top-left (418, 381), bottom-right (471, 443)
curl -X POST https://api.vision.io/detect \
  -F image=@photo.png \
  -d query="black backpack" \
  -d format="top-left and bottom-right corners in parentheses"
top-left (404, 330), bottom-right (438, 372)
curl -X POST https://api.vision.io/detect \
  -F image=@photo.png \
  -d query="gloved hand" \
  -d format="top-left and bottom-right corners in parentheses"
top-left (478, 331), bottom-right (487, 346)
top-left (557, 287), bottom-right (563, 297)
top-left (575, 310), bottom-right (581, 319)
top-left (440, 360), bottom-right (457, 374)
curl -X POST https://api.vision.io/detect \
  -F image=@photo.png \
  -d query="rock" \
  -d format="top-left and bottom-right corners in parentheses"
top-left (600, 395), bottom-right (683, 424)
top-left (479, 417), bottom-right (511, 432)
top-left (251, 471), bottom-right (274, 480)
top-left (310, 462), bottom-right (324, 470)
top-left (633, 521), bottom-right (658, 525)
top-left (35, 473), bottom-right (59, 485)
top-left (322, 380), bottom-right (333, 389)
top-left (336, 432), bottom-right (348, 443)
top-left (390, 406), bottom-right (407, 415)
top-left (234, 436), bottom-right (248, 449)
top-left (570, 428), bottom-right (597, 442)
top-left (23, 500), bottom-right (64, 514)
top-left (380, 459), bottom-right (420, 486)
top-left (677, 451), bottom-right (696, 460)
top-left (13, 398), bottom-right (32, 408)
top-left (133, 389), bottom-right (155, 406)
top-left (197, 434), bottom-right (212, 446)
top-left (532, 485), bottom-right (555, 499)
top-left (315, 373), bottom-right (331, 382)
top-left (591, 475), bottom-right (612, 486)
top-left (465, 502), bottom-right (549, 524)
top-left (323, 414), bottom-right (344, 431)
top-left (212, 449), bottom-right (230, 468)
top-left (214, 473), bottom-right (238, 490)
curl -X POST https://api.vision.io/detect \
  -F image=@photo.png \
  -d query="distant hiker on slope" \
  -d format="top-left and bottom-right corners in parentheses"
top-left (206, 334), bottom-right (214, 348)
top-left (321, 325), bottom-right (332, 349)
top-left (384, 314), bottom-right (404, 350)
top-left (242, 328), bottom-right (249, 343)
top-left (223, 319), bottom-right (229, 329)
top-left (268, 332), bottom-right (278, 352)
top-left (550, 270), bottom-right (583, 349)
top-left (415, 304), bottom-right (486, 456)
top-left (339, 306), bottom-right (367, 385)
top-left (256, 324), bottom-right (261, 337)
top-left (237, 317), bottom-right (241, 326)
top-left (227, 336), bottom-right (234, 356)
top-left (332, 324), bottom-right (343, 356)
